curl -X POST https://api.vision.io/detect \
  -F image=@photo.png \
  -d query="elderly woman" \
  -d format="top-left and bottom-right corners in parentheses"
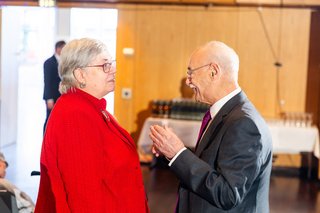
top-left (35, 38), bottom-right (149, 213)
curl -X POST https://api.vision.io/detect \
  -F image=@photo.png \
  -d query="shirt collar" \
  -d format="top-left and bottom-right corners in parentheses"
top-left (54, 53), bottom-right (60, 63)
top-left (209, 87), bottom-right (241, 119)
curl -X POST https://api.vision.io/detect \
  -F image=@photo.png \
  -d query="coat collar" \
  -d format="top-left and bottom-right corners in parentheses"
top-left (68, 88), bottom-right (136, 150)
top-left (68, 88), bottom-right (107, 112)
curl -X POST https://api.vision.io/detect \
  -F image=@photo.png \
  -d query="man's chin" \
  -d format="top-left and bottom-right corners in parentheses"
top-left (194, 93), bottom-right (200, 102)
top-left (193, 88), bottom-right (200, 102)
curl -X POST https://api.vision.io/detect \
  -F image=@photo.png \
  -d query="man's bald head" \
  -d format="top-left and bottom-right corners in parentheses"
top-left (193, 41), bottom-right (239, 82)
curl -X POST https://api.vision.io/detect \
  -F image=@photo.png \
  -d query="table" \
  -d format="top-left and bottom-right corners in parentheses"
top-left (267, 120), bottom-right (320, 157)
top-left (137, 118), bottom-right (201, 163)
top-left (137, 117), bottom-right (320, 178)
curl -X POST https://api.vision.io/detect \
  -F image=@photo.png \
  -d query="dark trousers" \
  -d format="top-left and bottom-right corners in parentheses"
top-left (43, 107), bottom-right (52, 135)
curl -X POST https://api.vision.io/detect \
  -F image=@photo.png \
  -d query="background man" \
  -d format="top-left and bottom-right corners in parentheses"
top-left (150, 41), bottom-right (273, 213)
top-left (43, 40), bottom-right (66, 133)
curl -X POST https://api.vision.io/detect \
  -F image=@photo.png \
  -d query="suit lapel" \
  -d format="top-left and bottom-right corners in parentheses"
top-left (195, 91), bottom-right (247, 156)
top-left (52, 55), bottom-right (58, 66)
top-left (195, 115), bottom-right (223, 156)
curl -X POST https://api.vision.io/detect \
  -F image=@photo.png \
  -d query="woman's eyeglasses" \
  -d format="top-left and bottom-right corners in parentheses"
top-left (84, 60), bottom-right (116, 73)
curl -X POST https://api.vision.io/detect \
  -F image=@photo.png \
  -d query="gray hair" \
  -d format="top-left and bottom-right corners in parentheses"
top-left (204, 41), bottom-right (239, 81)
top-left (0, 152), bottom-right (8, 167)
top-left (59, 38), bottom-right (108, 94)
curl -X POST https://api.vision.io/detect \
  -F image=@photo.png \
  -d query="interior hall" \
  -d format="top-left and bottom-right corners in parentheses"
top-left (0, 0), bottom-right (320, 212)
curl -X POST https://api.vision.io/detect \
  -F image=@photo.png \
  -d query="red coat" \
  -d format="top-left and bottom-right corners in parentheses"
top-left (35, 89), bottom-right (149, 213)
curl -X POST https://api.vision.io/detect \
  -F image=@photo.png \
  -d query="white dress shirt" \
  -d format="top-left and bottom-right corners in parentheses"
top-left (168, 87), bottom-right (242, 166)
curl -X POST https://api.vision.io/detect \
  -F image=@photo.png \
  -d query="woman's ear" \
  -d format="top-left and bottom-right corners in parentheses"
top-left (73, 68), bottom-right (85, 83)
top-left (73, 68), bottom-right (87, 88)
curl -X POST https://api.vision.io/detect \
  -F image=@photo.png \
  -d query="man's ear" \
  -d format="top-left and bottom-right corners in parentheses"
top-left (209, 63), bottom-right (219, 77)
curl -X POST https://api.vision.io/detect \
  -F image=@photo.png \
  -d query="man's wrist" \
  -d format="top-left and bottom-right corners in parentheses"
top-left (168, 147), bottom-right (187, 166)
top-left (46, 99), bottom-right (54, 104)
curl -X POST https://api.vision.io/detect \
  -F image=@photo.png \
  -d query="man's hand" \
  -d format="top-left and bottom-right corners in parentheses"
top-left (149, 125), bottom-right (185, 159)
top-left (46, 99), bottom-right (54, 110)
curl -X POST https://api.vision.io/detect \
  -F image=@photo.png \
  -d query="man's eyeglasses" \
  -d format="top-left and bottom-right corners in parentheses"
top-left (84, 60), bottom-right (116, 73)
top-left (187, 63), bottom-right (211, 75)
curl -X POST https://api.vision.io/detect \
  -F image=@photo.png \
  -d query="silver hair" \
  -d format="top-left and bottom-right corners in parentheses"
top-left (204, 41), bottom-right (239, 81)
top-left (59, 38), bottom-right (108, 94)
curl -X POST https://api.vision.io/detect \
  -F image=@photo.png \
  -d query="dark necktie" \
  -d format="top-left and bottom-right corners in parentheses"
top-left (195, 110), bottom-right (211, 149)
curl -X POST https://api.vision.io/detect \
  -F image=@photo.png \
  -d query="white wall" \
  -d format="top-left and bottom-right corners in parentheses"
top-left (0, 7), bottom-right (117, 148)
top-left (56, 8), bottom-right (71, 41)
top-left (0, 7), bottom-right (21, 147)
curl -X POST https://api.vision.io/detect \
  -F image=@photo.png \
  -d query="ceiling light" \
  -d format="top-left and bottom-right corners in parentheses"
top-left (39, 0), bottom-right (56, 7)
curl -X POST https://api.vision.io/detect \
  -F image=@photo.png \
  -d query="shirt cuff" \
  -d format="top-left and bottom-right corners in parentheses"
top-left (168, 147), bottom-right (187, 167)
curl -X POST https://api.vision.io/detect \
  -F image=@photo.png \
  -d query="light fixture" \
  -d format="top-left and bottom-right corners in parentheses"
top-left (38, 0), bottom-right (56, 7)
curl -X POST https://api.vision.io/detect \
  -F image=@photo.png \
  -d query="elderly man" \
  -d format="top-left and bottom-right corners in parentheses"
top-left (150, 41), bottom-right (273, 213)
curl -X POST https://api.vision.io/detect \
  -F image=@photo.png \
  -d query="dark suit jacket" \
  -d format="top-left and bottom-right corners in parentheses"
top-left (171, 91), bottom-right (273, 213)
top-left (43, 55), bottom-right (61, 102)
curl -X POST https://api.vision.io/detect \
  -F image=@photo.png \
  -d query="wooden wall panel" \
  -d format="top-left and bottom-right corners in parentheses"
top-left (134, 6), bottom-right (186, 99)
top-left (115, 5), bottom-right (137, 131)
top-left (236, 0), bottom-right (320, 6)
top-left (116, 6), bottom-right (241, 136)
top-left (131, 6), bottom-right (189, 137)
top-left (115, 6), bottom-right (311, 138)
top-left (306, 11), bottom-right (320, 127)
top-left (283, 0), bottom-right (320, 6)
top-left (279, 9), bottom-right (310, 113)
top-left (236, 0), bottom-right (281, 5)
top-left (237, 8), bottom-right (280, 117)
top-left (237, 8), bottom-right (311, 117)
top-left (184, 7), bottom-right (238, 50)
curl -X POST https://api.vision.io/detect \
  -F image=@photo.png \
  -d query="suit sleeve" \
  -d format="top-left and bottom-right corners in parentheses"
top-left (170, 117), bottom-right (263, 210)
top-left (43, 59), bottom-right (55, 100)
